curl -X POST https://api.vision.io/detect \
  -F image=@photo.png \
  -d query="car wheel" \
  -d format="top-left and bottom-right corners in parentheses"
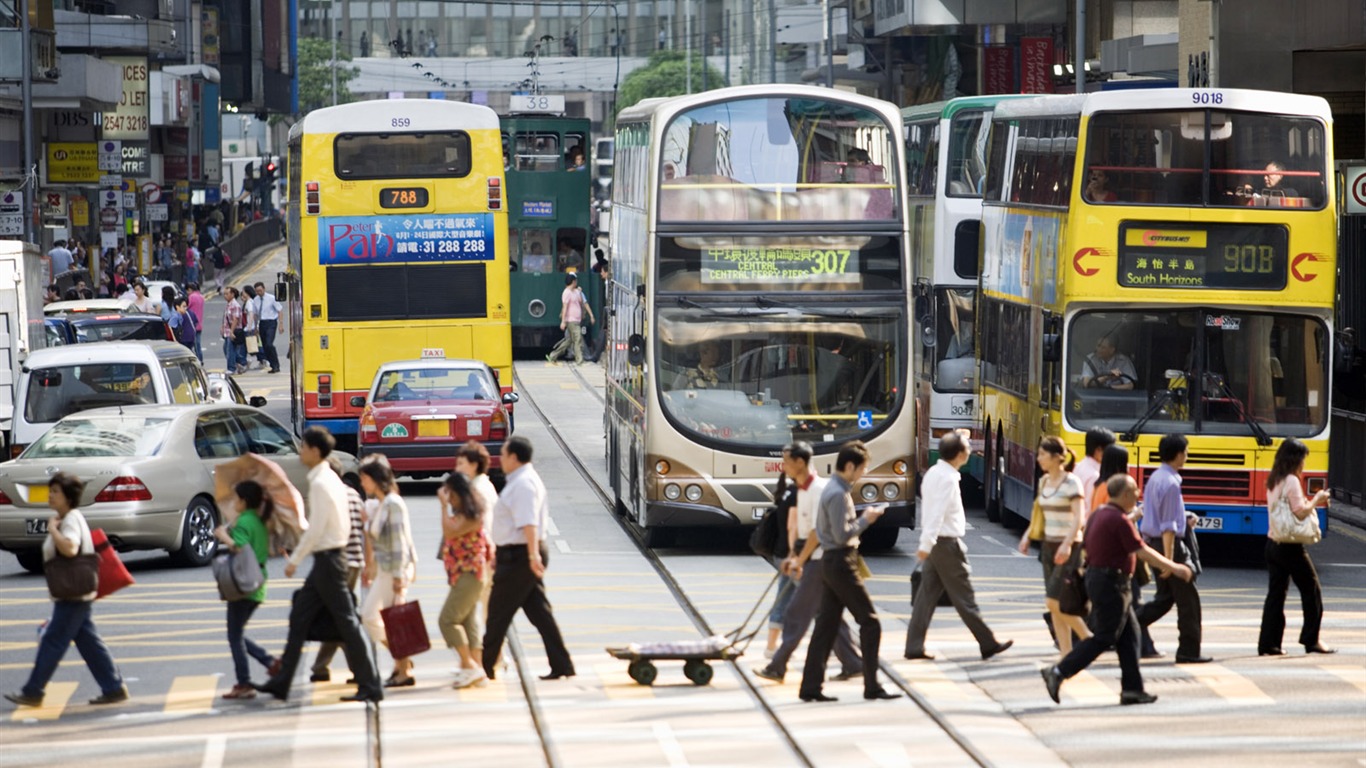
top-left (170, 496), bottom-right (219, 567)
top-left (15, 549), bottom-right (44, 575)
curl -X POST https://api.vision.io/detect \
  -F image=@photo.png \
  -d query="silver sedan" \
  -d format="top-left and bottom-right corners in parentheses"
top-left (0, 403), bottom-right (357, 573)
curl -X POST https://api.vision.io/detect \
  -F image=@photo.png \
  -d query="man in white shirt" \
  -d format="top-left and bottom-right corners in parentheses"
top-left (252, 281), bottom-right (282, 373)
top-left (256, 427), bottom-right (383, 703)
top-left (1075, 427), bottom-right (1115, 511)
top-left (905, 430), bottom-right (1013, 661)
top-left (481, 436), bottom-right (575, 681)
top-left (753, 442), bottom-right (861, 683)
top-left (48, 240), bottom-right (74, 275)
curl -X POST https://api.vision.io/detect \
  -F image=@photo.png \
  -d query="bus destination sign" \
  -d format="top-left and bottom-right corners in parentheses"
top-left (1117, 223), bottom-right (1288, 291)
top-left (318, 214), bottom-right (495, 264)
top-left (701, 247), bottom-right (860, 284)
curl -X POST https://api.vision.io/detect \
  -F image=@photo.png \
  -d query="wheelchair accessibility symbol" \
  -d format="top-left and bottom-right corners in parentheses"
top-left (857, 410), bottom-right (874, 430)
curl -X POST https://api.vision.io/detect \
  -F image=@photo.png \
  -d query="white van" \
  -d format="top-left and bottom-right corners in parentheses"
top-left (11, 341), bottom-right (210, 457)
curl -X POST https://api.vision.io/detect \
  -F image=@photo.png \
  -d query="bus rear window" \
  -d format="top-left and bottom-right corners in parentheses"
top-left (334, 132), bottom-right (472, 179)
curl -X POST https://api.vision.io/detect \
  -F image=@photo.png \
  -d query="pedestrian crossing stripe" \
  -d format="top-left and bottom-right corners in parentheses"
top-left (1179, 663), bottom-right (1275, 705)
top-left (1322, 666), bottom-right (1366, 695)
top-left (1060, 669), bottom-right (1116, 705)
top-left (9, 681), bottom-right (77, 721)
top-left (594, 662), bottom-right (656, 700)
top-left (892, 661), bottom-right (971, 702)
top-left (311, 678), bottom-right (351, 707)
top-left (458, 675), bottom-right (509, 703)
top-left (164, 675), bottom-right (218, 714)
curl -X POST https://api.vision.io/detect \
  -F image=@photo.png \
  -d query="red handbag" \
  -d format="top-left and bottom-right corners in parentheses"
top-left (380, 600), bottom-right (431, 659)
top-left (92, 529), bottom-right (134, 599)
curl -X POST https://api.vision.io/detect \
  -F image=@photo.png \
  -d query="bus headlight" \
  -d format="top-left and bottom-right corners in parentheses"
top-left (685, 484), bottom-right (703, 502)
top-left (664, 483), bottom-right (682, 501)
top-left (860, 484), bottom-right (879, 502)
top-left (883, 483), bottom-right (899, 500)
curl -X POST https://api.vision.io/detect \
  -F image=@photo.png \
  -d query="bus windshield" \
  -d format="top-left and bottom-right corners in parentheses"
top-left (659, 97), bottom-right (899, 223)
top-left (1083, 110), bottom-right (1328, 209)
top-left (931, 288), bottom-right (976, 393)
top-left (656, 307), bottom-right (904, 449)
top-left (1065, 309), bottom-right (1329, 438)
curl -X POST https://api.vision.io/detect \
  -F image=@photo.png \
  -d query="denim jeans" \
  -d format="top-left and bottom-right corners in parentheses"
top-left (227, 600), bottom-right (275, 685)
top-left (22, 600), bottom-right (123, 698)
top-left (223, 337), bottom-right (237, 371)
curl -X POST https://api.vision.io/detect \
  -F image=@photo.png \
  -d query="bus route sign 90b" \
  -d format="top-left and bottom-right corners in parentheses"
top-left (1117, 222), bottom-right (1289, 291)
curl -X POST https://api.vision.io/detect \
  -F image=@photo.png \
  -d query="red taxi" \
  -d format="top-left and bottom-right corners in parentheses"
top-left (357, 357), bottom-right (518, 478)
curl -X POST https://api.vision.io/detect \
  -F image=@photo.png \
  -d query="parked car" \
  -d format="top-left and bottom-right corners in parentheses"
top-left (10, 341), bottom-right (209, 458)
top-left (43, 317), bottom-right (77, 347)
top-left (207, 372), bottom-right (266, 408)
top-left (43, 298), bottom-right (135, 316)
top-left (357, 358), bottom-right (518, 479)
top-left (141, 280), bottom-right (185, 306)
top-left (0, 403), bottom-right (359, 572)
top-left (66, 312), bottom-right (175, 343)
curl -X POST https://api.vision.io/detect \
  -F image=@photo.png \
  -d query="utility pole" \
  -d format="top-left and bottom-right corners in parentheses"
top-left (21, 0), bottom-right (35, 244)
top-left (1074, 0), bottom-right (1084, 95)
top-left (331, 0), bottom-right (338, 106)
top-left (685, 0), bottom-right (693, 94)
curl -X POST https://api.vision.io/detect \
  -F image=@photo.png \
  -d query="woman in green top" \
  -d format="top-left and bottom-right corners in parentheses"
top-left (215, 480), bottom-right (278, 700)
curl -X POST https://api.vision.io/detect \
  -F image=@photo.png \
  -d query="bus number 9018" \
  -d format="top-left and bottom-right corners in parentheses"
top-left (380, 187), bottom-right (429, 209)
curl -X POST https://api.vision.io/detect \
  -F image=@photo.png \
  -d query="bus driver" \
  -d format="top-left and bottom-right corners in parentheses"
top-left (1082, 334), bottom-right (1138, 390)
top-left (672, 340), bottom-right (725, 390)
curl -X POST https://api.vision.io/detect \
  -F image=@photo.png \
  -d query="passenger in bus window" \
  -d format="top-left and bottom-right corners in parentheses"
top-left (671, 340), bottom-right (726, 390)
top-left (1235, 161), bottom-right (1299, 203)
top-left (556, 238), bottom-right (582, 271)
top-left (566, 146), bottom-right (586, 172)
top-left (1081, 335), bottom-right (1137, 390)
top-left (1084, 170), bottom-right (1118, 203)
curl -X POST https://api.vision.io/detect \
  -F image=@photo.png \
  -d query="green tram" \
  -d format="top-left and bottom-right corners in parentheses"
top-left (500, 111), bottom-right (603, 352)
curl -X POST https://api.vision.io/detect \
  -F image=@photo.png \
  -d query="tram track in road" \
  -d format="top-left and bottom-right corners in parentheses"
top-left (545, 361), bottom-right (996, 768)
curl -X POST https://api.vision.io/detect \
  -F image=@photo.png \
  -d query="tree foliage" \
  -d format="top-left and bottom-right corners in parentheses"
top-left (618, 52), bottom-right (728, 115)
top-left (297, 37), bottom-right (360, 116)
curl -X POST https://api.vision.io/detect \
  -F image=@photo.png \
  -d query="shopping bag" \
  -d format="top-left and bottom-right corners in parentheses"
top-left (245, 334), bottom-right (260, 355)
top-left (91, 529), bottom-right (134, 599)
top-left (380, 600), bottom-right (431, 659)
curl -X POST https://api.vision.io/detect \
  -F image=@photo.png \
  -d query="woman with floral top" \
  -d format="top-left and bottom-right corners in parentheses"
top-left (437, 471), bottom-right (494, 689)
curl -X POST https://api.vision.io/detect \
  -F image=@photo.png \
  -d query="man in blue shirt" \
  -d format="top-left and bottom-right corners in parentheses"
top-left (1136, 433), bottom-right (1210, 663)
top-left (797, 441), bottom-right (900, 703)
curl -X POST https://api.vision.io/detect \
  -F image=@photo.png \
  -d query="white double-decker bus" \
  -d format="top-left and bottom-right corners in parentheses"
top-left (605, 85), bottom-right (914, 548)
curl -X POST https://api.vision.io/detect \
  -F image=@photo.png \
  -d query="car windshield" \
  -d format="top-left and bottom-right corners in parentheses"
top-left (74, 318), bottom-right (167, 342)
top-left (24, 363), bottom-right (157, 423)
top-left (372, 367), bottom-right (498, 402)
top-left (656, 306), bottom-right (905, 449)
top-left (1065, 309), bottom-right (1329, 437)
top-left (24, 416), bottom-right (173, 458)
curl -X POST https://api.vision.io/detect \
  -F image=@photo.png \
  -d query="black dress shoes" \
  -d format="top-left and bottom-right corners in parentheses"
top-left (340, 691), bottom-right (383, 703)
top-left (1120, 690), bottom-right (1159, 706)
top-left (1174, 655), bottom-right (1214, 664)
top-left (1304, 644), bottom-right (1337, 654)
top-left (799, 691), bottom-right (838, 703)
top-left (539, 670), bottom-right (576, 680)
top-left (864, 688), bottom-right (901, 701)
top-left (903, 651), bottom-right (936, 661)
top-left (1258, 647), bottom-right (1286, 656)
top-left (1041, 666), bottom-right (1063, 704)
top-left (251, 681), bottom-right (288, 701)
top-left (981, 640), bottom-right (1014, 661)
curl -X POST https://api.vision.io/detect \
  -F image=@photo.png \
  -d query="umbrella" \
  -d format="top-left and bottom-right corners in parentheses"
top-left (214, 454), bottom-right (308, 554)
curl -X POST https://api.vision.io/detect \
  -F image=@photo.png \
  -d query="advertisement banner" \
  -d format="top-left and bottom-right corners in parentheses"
top-left (317, 214), bottom-right (496, 265)
top-left (1020, 37), bottom-right (1055, 94)
top-left (120, 141), bottom-right (151, 179)
top-left (102, 56), bottom-right (151, 140)
top-left (47, 142), bottom-right (100, 183)
top-left (202, 8), bottom-right (220, 65)
top-left (71, 196), bottom-right (90, 227)
top-left (984, 46), bottom-right (1015, 95)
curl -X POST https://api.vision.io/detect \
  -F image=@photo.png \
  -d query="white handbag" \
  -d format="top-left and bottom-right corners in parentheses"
top-left (1268, 484), bottom-right (1322, 545)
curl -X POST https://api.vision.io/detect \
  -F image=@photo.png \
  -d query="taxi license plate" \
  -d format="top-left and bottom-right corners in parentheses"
top-left (26, 518), bottom-right (48, 536)
top-left (1194, 516), bottom-right (1223, 530)
top-left (417, 420), bottom-right (450, 438)
top-left (26, 484), bottom-right (48, 504)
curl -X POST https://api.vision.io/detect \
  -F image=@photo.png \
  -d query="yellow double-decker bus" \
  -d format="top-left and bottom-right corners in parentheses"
top-left (284, 100), bottom-right (511, 451)
top-left (975, 88), bottom-right (1336, 537)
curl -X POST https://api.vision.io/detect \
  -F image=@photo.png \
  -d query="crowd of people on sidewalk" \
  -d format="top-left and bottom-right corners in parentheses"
top-left (4, 421), bottom-right (1341, 711)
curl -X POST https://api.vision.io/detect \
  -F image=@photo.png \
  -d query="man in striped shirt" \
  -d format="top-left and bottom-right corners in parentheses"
top-left (311, 457), bottom-right (367, 683)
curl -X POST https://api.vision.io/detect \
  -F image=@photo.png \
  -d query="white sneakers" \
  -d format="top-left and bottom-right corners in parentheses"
top-left (451, 668), bottom-right (487, 689)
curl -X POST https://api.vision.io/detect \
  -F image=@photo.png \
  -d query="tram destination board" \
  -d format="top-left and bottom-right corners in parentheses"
top-left (701, 246), bottom-right (860, 284)
top-left (1117, 222), bottom-right (1288, 290)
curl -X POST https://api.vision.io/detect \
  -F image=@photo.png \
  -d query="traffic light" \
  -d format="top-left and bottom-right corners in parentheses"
top-left (264, 158), bottom-right (278, 181)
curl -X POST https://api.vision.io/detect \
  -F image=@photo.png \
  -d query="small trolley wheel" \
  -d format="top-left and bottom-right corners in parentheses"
top-left (629, 659), bottom-right (658, 686)
top-left (683, 659), bottom-right (713, 686)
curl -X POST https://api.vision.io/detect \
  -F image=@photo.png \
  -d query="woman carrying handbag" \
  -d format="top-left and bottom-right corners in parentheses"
top-left (1018, 436), bottom-right (1093, 657)
top-left (1258, 438), bottom-right (1335, 656)
top-left (5, 472), bottom-right (129, 708)
top-left (358, 456), bottom-right (419, 687)
top-left (215, 481), bottom-right (281, 699)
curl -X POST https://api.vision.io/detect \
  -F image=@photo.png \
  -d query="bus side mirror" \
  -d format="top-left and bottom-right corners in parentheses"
top-left (635, 284), bottom-right (646, 300)
top-left (276, 281), bottom-right (289, 301)
top-left (349, 395), bottom-right (366, 407)
top-left (954, 220), bottom-right (981, 279)
top-left (1042, 334), bottom-right (1061, 363)
top-left (627, 334), bottom-right (646, 366)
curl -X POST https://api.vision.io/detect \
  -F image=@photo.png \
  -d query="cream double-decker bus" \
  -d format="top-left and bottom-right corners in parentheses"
top-left (605, 85), bottom-right (914, 548)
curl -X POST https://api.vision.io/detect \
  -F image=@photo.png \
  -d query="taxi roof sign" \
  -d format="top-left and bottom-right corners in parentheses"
top-left (420, 348), bottom-right (446, 358)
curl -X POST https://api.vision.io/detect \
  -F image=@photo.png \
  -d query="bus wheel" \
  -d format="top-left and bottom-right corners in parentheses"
top-left (858, 526), bottom-right (899, 553)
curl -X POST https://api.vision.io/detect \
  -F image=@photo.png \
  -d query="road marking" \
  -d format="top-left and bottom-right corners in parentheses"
top-left (200, 735), bottom-right (226, 768)
top-left (559, 383), bottom-right (582, 390)
top-left (9, 681), bottom-right (77, 721)
top-left (1061, 669), bottom-right (1115, 705)
top-left (546, 518), bottom-right (560, 536)
top-left (554, 539), bottom-right (571, 554)
top-left (1321, 666), bottom-right (1366, 695)
top-left (895, 660), bottom-right (970, 701)
top-left (860, 741), bottom-right (913, 768)
top-left (458, 675), bottom-right (509, 703)
top-left (165, 675), bottom-right (219, 714)
top-left (1181, 663), bottom-right (1274, 705)
top-left (653, 722), bottom-right (690, 767)
top-left (1331, 523), bottom-right (1366, 545)
top-left (595, 662), bottom-right (656, 699)
top-left (311, 678), bottom-right (350, 707)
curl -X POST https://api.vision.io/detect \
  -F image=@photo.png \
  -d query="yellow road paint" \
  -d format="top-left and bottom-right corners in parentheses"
top-left (1061, 670), bottom-right (1115, 705)
top-left (595, 662), bottom-right (657, 699)
top-left (311, 679), bottom-right (350, 707)
top-left (559, 383), bottom-right (581, 390)
top-left (1333, 524), bottom-right (1366, 545)
top-left (10, 681), bottom-right (78, 722)
top-left (164, 675), bottom-right (218, 714)
top-left (896, 661), bottom-right (971, 702)
top-left (1181, 663), bottom-right (1274, 705)
top-left (1321, 666), bottom-right (1366, 695)
top-left (458, 675), bottom-right (510, 703)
